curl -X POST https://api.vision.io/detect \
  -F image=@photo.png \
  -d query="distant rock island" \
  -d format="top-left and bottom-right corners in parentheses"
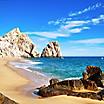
top-left (41, 41), bottom-right (62, 57)
top-left (0, 28), bottom-right (62, 58)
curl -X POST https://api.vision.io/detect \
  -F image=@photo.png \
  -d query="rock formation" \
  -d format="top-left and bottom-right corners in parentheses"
top-left (41, 41), bottom-right (62, 57)
top-left (0, 28), bottom-right (63, 58)
top-left (0, 93), bottom-right (18, 104)
top-left (49, 78), bottom-right (59, 85)
top-left (81, 79), bottom-right (98, 91)
top-left (67, 91), bottom-right (103, 100)
top-left (85, 66), bottom-right (103, 87)
top-left (38, 79), bottom-right (84, 97)
top-left (0, 28), bottom-right (39, 58)
top-left (37, 66), bottom-right (104, 100)
top-left (38, 79), bottom-right (98, 97)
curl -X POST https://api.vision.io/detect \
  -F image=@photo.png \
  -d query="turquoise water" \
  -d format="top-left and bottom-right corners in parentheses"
top-left (29, 57), bottom-right (104, 79)
top-left (12, 57), bottom-right (104, 80)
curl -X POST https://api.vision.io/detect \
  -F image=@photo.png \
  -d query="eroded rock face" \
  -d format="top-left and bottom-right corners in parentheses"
top-left (81, 79), bottom-right (98, 91)
top-left (67, 92), bottom-right (103, 100)
top-left (38, 79), bottom-right (84, 97)
top-left (37, 66), bottom-right (104, 100)
top-left (49, 78), bottom-right (59, 85)
top-left (38, 77), bottom-right (100, 97)
top-left (41, 41), bottom-right (62, 57)
top-left (0, 28), bottom-right (39, 58)
top-left (0, 93), bottom-right (18, 104)
top-left (85, 66), bottom-right (103, 87)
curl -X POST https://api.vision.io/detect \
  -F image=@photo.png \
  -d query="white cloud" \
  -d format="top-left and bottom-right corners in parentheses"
top-left (58, 14), bottom-right (104, 34)
top-left (69, 27), bottom-right (90, 33)
top-left (48, 18), bottom-right (72, 25)
top-left (57, 20), bottom-right (90, 34)
top-left (69, 3), bottom-right (102, 17)
top-left (92, 18), bottom-right (100, 24)
top-left (92, 14), bottom-right (104, 24)
top-left (60, 20), bottom-right (89, 29)
top-left (24, 32), bottom-right (69, 39)
top-left (70, 38), bottom-right (104, 44)
top-left (48, 20), bottom-right (60, 25)
top-left (48, 21), bottom-right (55, 25)
top-left (24, 14), bottom-right (104, 39)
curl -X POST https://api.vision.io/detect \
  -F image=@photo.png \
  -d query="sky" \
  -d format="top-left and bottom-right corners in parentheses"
top-left (0, 0), bottom-right (104, 56)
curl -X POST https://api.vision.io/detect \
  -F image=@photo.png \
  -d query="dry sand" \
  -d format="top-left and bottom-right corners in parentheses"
top-left (0, 57), bottom-right (104, 104)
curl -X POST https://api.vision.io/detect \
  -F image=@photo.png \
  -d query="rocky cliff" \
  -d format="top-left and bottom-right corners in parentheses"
top-left (0, 28), bottom-right (62, 58)
top-left (41, 41), bottom-right (62, 57)
top-left (0, 28), bottom-right (39, 58)
top-left (0, 93), bottom-right (18, 104)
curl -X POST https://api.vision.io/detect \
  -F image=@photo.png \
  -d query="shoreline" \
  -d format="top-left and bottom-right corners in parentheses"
top-left (0, 57), bottom-right (104, 104)
top-left (8, 58), bottom-right (50, 98)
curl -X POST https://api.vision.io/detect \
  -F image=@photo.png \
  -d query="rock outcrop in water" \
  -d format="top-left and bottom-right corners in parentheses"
top-left (38, 79), bottom-right (98, 97)
top-left (0, 93), bottom-right (18, 104)
top-left (0, 28), bottom-right (39, 58)
top-left (41, 41), bottom-right (62, 57)
top-left (86, 66), bottom-right (103, 87)
top-left (37, 66), bottom-right (104, 100)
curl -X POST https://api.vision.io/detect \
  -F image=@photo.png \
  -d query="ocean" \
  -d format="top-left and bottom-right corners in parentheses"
top-left (11, 57), bottom-right (104, 80)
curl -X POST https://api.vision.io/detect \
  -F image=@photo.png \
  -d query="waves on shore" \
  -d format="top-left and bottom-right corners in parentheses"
top-left (10, 57), bottom-right (104, 80)
top-left (10, 61), bottom-right (47, 79)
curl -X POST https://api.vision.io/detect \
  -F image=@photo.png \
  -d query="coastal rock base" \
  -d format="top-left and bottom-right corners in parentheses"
top-left (38, 79), bottom-right (98, 97)
top-left (86, 66), bottom-right (103, 87)
top-left (37, 66), bottom-right (104, 101)
top-left (67, 91), bottom-right (103, 101)
top-left (0, 93), bottom-right (18, 104)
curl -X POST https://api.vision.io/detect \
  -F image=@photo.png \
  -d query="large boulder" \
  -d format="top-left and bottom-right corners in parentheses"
top-left (37, 66), bottom-right (104, 99)
top-left (85, 66), bottom-right (103, 87)
top-left (41, 41), bottom-right (62, 57)
top-left (81, 79), bottom-right (98, 91)
top-left (49, 78), bottom-right (59, 85)
top-left (81, 72), bottom-right (98, 91)
top-left (38, 78), bottom-right (99, 97)
top-left (38, 79), bottom-right (84, 97)
top-left (0, 28), bottom-right (39, 58)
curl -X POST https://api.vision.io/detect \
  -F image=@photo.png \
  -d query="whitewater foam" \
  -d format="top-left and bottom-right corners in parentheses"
top-left (64, 77), bottom-right (82, 80)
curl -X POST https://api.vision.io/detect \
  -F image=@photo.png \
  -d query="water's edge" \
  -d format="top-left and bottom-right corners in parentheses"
top-left (8, 58), bottom-right (51, 97)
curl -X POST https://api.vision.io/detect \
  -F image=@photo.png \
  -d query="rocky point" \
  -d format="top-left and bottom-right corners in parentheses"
top-left (41, 41), bottom-right (62, 57)
top-left (0, 28), bottom-right (39, 58)
top-left (0, 28), bottom-right (62, 58)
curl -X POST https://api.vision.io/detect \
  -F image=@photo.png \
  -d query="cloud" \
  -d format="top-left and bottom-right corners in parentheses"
top-left (48, 2), bottom-right (104, 34)
top-left (24, 32), bottom-right (69, 39)
top-left (69, 27), bottom-right (90, 33)
top-left (24, 14), bottom-right (104, 39)
top-left (70, 38), bottom-right (104, 44)
top-left (58, 14), bottom-right (104, 34)
top-left (48, 20), bottom-right (60, 25)
top-left (57, 20), bottom-right (90, 34)
top-left (60, 20), bottom-right (89, 29)
top-left (69, 3), bottom-right (103, 17)
top-left (48, 18), bottom-right (72, 25)
top-left (92, 14), bottom-right (104, 24)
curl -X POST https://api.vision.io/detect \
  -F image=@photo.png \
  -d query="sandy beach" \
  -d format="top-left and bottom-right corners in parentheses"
top-left (0, 57), bottom-right (104, 104)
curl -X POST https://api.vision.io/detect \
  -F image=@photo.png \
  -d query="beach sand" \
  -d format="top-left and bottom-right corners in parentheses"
top-left (0, 57), bottom-right (104, 104)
